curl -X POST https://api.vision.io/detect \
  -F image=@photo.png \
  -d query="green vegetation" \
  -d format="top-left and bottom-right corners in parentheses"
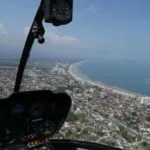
top-left (66, 112), bottom-right (79, 122)
top-left (77, 113), bottom-right (86, 120)
top-left (139, 141), bottom-right (150, 150)
top-left (54, 85), bottom-right (75, 93)
top-left (54, 87), bottom-right (67, 93)
top-left (76, 127), bottom-right (81, 132)
top-left (119, 125), bottom-right (137, 142)
top-left (97, 131), bottom-right (105, 136)
top-left (120, 127), bottom-right (128, 141)
top-left (65, 129), bottom-right (73, 137)
top-left (82, 129), bottom-right (89, 134)
top-left (66, 85), bottom-right (76, 91)
top-left (94, 108), bottom-right (99, 113)
top-left (66, 112), bottom-right (86, 122)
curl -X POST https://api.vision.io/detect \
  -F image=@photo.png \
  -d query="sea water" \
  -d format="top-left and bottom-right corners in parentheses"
top-left (79, 58), bottom-right (150, 96)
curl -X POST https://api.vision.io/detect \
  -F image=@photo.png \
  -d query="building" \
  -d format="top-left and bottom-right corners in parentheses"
top-left (140, 97), bottom-right (150, 105)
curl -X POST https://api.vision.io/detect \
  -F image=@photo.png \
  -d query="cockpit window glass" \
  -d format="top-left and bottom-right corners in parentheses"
top-left (0, 1), bottom-right (150, 149)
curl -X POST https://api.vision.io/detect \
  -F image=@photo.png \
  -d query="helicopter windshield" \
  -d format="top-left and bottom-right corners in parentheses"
top-left (1, 0), bottom-right (150, 150)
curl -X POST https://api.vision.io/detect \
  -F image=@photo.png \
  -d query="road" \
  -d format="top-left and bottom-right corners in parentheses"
top-left (96, 136), bottom-right (110, 143)
top-left (72, 94), bottom-right (149, 141)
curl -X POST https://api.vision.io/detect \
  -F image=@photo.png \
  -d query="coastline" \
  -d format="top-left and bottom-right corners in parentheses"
top-left (68, 61), bottom-right (143, 98)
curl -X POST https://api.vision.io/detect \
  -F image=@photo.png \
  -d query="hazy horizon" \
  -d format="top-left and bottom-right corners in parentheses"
top-left (1, 1), bottom-right (150, 62)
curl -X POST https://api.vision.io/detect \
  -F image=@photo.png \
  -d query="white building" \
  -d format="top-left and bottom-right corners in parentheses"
top-left (140, 97), bottom-right (150, 105)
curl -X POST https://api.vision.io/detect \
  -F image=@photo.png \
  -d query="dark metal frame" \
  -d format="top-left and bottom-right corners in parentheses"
top-left (14, 0), bottom-right (45, 92)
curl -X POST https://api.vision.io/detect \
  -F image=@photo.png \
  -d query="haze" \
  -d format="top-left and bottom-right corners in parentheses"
top-left (0, 0), bottom-right (150, 61)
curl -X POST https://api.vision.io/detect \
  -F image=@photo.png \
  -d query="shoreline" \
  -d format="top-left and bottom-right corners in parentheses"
top-left (68, 61), bottom-right (144, 98)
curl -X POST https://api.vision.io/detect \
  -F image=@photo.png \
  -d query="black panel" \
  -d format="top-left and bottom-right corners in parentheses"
top-left (50, 139), bottom-right (122, 150)
top-left (0, 90), bottom-right (71, 146)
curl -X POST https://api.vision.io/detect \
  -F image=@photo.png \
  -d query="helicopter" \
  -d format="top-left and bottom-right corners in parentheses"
top-left (0, 0), bottom-right (122, 149)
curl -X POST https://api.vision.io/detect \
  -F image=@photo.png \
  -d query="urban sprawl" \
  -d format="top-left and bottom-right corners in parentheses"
top-left (0, 61), bottom-right (150, 150)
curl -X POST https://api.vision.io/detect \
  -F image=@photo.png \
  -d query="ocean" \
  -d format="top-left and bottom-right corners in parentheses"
top-left (79, 58), bottom-right (150, 96)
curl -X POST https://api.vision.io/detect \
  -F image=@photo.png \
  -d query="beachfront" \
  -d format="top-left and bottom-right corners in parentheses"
top-left (68, 61), bottom-right (140, 98)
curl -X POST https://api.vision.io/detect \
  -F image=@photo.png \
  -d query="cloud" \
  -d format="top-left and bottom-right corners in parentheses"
top-left (24, 26), bottom-right (79, 47)
top-left (24, 27), bottom-right (30, 36)
top-left (0, 23), bottom-right (8, 35)
top-left (45, 28), bottom-right (79, 46)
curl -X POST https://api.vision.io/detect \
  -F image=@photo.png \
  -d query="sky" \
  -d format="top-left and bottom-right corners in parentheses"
top-left (0, 0), bottom-right (150, 60)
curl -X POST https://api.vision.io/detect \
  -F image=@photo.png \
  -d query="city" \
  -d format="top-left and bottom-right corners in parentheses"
top-left (0, 60), bottom-right (150, 150)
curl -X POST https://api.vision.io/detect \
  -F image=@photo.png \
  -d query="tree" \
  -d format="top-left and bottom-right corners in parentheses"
top-left (66, 112), bottom-right (86, 122)
top-left (139, 141), bottom-right (150, 150)
top-left (66, 112), bottom-right (78, 122)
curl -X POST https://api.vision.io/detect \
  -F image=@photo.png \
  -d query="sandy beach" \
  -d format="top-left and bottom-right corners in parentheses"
top-left (68, 61), bottom-right (141, 98)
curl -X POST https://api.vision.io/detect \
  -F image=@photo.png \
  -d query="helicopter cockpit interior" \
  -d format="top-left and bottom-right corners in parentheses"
top-left (0, 0), bottom-right (122, 149)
